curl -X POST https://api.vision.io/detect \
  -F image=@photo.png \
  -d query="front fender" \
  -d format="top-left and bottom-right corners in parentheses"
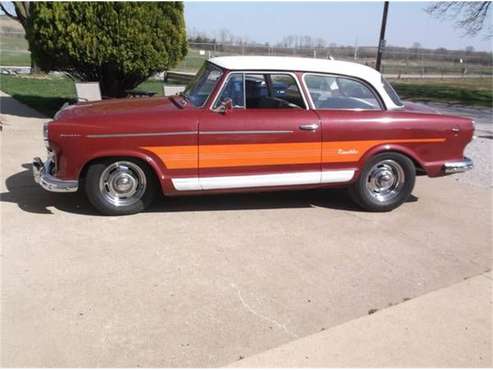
top-left (76, 149), bottom-right (170, 193)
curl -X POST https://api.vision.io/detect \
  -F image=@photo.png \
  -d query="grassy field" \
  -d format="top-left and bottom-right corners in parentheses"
top-left (0, 74), bottom-right (491, 117)
top-left (1, 32), bottom-right (491, 76)
top-left (0, 32), bottom-right (31, 66)
top-left (0, 50), bottom-right (30, 66)
top-left (390, 78), bottom-right (492, 107)
top-left (0, 33), bottom-right (29, 49)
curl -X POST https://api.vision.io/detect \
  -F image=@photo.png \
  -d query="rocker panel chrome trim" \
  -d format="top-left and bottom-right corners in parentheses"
top-left (171, 169), bottom-right (355, 191)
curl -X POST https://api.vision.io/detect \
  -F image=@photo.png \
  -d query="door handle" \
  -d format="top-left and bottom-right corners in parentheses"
top-left (299, 123), bottom-right (319, 131)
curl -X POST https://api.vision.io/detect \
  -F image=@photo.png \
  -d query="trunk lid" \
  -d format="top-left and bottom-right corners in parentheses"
top-left (399, 101), bottom-right (439, 114)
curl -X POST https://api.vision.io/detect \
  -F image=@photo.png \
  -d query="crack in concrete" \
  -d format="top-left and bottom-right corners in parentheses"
top-left (230, 283), bottom-right (298, 339)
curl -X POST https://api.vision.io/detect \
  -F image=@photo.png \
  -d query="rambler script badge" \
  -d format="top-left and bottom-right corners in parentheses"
top-left (337, 148), bottom-right (359, 155)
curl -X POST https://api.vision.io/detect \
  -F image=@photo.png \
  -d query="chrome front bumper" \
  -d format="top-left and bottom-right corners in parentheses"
top-left (32, 157), bottom-right (79, 192)
top-left (443, 157), bottom-right (474, 174)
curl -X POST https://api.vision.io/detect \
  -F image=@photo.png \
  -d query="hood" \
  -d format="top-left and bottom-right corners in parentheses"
top-left (399, 100), bottom-right (439, 114)
top-left (54, 96), bottom-right (183, 121)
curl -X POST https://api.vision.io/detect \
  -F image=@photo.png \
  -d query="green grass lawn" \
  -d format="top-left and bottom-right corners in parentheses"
top-left (1, 74), bottom-right (491, 117)
top-left (134, 79), bottom-right (166, 96)
top-left (0, 74), bottom-right (77, 117)
top-left (391, 78), bottom-right (492, 107)
top-left (0, 74), bottom-right (179, 117)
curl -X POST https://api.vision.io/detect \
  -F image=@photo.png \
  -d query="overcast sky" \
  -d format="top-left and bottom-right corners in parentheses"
top-left (184, 1), bottom-right (493, 51)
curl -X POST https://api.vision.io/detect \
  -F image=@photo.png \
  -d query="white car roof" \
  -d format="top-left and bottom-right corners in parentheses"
top-left (210, 56), bottom-right (378, 79)
top-left (208, 56), bottom-right (401, 110)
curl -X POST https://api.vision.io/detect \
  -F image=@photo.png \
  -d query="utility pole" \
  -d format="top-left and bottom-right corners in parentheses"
top-left (353, 37), bottom-right (359, 60)
top-left (375, 1), bottom-right (389, 71)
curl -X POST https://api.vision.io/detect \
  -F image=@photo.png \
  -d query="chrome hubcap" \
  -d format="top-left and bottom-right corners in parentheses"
top-left (99, 161), bottom-right (146, 207)
top-left (366, 159), bottom-right (405, 202)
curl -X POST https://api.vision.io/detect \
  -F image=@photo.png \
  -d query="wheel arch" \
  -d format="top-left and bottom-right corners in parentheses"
top-left (359, 144), bottom-right (426, 175)
top-left (78, 151), bottom-right (166, 192)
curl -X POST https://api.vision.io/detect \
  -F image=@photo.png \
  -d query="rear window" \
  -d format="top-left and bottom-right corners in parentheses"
top-left (304, 74), bottom-right (381, 110)
top-left (382, 78), bottom-right (403, 107)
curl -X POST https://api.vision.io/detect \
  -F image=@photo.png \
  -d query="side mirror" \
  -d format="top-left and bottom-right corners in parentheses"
top-left (213, 98), bottom-right (233, 114)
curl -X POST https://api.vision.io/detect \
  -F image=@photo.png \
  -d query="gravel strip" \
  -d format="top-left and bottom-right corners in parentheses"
top-left (418, 102), bottom-right (493, 189)
top-left (421, 101), bottom-right (493, 134)
top-left (453, 137), bottom-right (493, 189)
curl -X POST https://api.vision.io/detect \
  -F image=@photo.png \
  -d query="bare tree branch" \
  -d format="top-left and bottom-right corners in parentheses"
top-left (13, 1), bottom-right (29, 24)
top-left (0, 2), bottom-right (18, 21)
top-left (426, 2), bottom-right (492, 38)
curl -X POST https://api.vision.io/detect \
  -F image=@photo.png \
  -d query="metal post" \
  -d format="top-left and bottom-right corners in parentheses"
top-left (375, 1), bottom-right (389, 72)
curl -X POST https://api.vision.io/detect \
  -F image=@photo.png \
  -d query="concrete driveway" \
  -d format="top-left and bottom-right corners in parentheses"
top-left (1, 93), bottom-right (491, 367)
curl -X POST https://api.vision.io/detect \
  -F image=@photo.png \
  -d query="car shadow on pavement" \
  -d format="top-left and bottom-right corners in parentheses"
top-left (0, 95), bottom-right (48, 119)
top-left (1, 164), bottom-right (96, 215)
top-left (1, 163), bottom-right (418, 216)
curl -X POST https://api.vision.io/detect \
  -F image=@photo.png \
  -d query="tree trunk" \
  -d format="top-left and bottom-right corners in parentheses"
top-left (31, 59), bottom-right (41, 74)
top-left (100, 73), bottom-right (127, 98)
top-left (1, 2), bottom-right (40, 74)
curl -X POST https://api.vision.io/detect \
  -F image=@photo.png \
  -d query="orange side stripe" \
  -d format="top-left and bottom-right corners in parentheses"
top-left (322, 138), bottom-right (446, 163)
top-left (142, 138), bottom-right (445, 170)
top-left (200, 142), bottom-right (321, 168)
top-left (142, 145), bottom-right (197, 169)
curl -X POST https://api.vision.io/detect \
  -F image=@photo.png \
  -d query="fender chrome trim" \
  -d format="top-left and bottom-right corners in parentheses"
top-left (200, 130), bottom-right (294, 135)
top-left (86, 131), bottom-right (198, 138)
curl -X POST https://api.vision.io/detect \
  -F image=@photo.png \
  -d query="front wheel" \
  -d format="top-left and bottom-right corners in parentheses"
top-left (349, 152), bottom-right (416, 212)
top-left (85, 158), bottom-right (157, 215)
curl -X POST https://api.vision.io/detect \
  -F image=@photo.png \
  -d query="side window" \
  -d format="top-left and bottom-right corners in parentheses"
top-left (215, 72), bottom-right (306, 110)
top-left (245, 73), bottom-right (305, 109)
top-left (245, 74), bottom-right (269, 108)
top-left (304, 74), bottom-right (381, 110)
top-left (270, 74), bottom-right (306, 109)
top-left (215, 73), bottom-right (245, 108)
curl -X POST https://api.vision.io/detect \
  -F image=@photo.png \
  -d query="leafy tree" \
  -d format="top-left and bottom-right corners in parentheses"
top-left (426, 2), bottom-right (491, 38)
top-left (24, 2), bottom-right (187, 97)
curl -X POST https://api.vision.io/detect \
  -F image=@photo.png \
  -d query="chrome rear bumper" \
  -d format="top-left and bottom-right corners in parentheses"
top-left (443, 157), bottom-right (473, 174)
top-left (33, 157), bottom-right (78, 192)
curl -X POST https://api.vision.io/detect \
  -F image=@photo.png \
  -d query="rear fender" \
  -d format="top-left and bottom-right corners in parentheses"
top-left (357, 143), bottom-right (427, 177)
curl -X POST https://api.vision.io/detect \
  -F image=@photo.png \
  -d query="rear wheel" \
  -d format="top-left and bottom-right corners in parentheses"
top-left (349, 152), bottom-right (416, 212)
top-left (85, 158), bottom-right (157, 215)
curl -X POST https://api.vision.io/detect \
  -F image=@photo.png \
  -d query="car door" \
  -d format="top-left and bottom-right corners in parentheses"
top-left (196, 72), bottom-right (322, 190)
top-left (302, 73), bottom-right (388, 181)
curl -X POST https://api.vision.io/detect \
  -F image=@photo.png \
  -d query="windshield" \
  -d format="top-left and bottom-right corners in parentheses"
top-left (183, 62), bottom-right (223, 107)
top-left (382, 77), bottom-right (403, 107)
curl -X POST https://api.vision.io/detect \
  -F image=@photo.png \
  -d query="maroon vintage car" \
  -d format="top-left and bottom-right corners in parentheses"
top-left (33, 56), bottom-right (474, 215)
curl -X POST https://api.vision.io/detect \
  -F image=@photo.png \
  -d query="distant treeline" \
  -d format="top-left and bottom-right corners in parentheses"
top-left (188, 36), bottom-right (492, 66)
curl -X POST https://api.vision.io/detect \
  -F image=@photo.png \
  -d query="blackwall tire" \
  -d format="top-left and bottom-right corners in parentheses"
top-left (349, 152), bottom-right (416, 212)
top-left (84, 158), bottom-right (157, 216)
